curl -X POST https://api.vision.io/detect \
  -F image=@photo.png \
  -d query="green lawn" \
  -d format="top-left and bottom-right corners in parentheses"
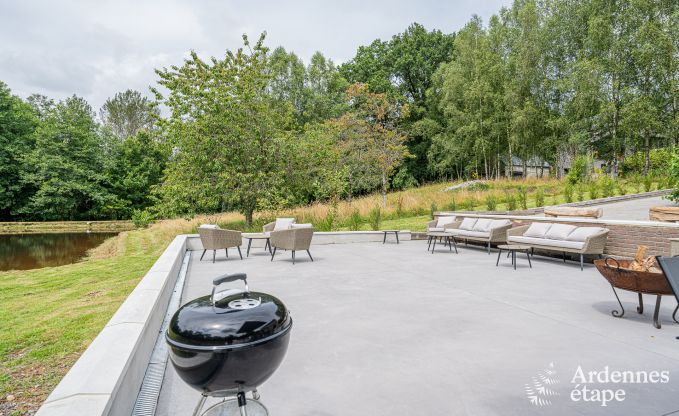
top-left (0, 225), bottom-right (178, 415)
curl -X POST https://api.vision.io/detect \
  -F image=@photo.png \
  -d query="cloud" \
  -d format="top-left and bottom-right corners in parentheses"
top-left (0, 0), bottom-right (510, 109)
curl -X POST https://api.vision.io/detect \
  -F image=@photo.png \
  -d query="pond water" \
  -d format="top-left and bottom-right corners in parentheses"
top-left (0, 232), bottom-right (118, 271)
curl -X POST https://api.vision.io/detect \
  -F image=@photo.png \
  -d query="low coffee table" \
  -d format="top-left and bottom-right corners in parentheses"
top-left (242, 233), bottom-right (272, 257)
top-left (497, 244), bottom-right (532, 270)
top-left (426, 232), bottom-right (458, 254)
top-left (382, 230), bottom-right (401, 244)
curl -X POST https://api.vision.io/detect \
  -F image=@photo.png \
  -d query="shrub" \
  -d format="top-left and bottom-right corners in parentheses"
top-left (347, 209), bottom-right (363, 231)
top-left (575, 184), bottom-right (584, 201)
top-left (131, 209), bottom-right (154, 228)
top-left (534, 188), bottom-right (545, 207)
top-left (588, 181), bottom-right (599, 199)
top-left (642, 175), bottom-right (653, 192)
top-left (505, 192), bottom-right (517, 211)
top-left (517, 186), bottom-right (528, 209)
top-left (485, 194), bottom-right (498, 211)
top-left (617, 180), bottom-right (628, 195)
top-left (463, 196), bottom-right (477, 211)
top-left (317, 210), bottom-right (336, 231)
top-left (600, 176), bottom-right (614, 198)
top-left (668, 152), bottom-right (679, 202)
top-left (368, 207), bottom-right (382, 231)
top-left (567, 155), bottom-right (589, 184)
top-left (621, 148), bottom-right (673, 176)
top-left (444, 197), bottom-right (457, 212)
top-left (563, 184), bottom-right (574, 203)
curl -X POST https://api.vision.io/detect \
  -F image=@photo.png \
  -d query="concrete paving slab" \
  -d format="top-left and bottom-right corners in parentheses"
top-left (157, 241), bottom-right (679, 416)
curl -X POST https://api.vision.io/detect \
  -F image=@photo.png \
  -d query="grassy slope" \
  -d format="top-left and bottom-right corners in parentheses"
top-left (0, 178), bottom-right (658, 413)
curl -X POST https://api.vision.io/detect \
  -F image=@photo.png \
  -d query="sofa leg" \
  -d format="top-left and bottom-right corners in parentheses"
top-left (531, 247), bottom-right (534, 257)
top-left (212, 250), bottom-right (216, 263)
top-left (307, 250), bottom-right (314, 262)
top-left (487, 241), bottom-right (491, 254)
top-left (237, 246), bottom-right (243, 260)
top-left (292, 250), bottom-right (296, 265)
top-left (271, 247), bottom-right (277, 261)
top-left (580, 254), bottom-right (584, 271)
top-left (563, 252), bottom-right (566, 263)
top-left (200, 249), bottom-right (206, 261)
top-left (225, 248), bottom-right (228, 258)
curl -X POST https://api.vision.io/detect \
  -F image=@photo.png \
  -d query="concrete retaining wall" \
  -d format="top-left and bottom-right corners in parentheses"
top-left (433, 212), bottom-right (679, 258)
top-left (35, 235), bottom-right (188, 416)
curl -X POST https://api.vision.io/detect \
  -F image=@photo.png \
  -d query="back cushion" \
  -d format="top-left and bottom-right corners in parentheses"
top-left (473, 218), bottom-right (493, 232)
top-left (274, 218), bottom-right (296, 231)
top-left (544, 224), bottom-right (578, 240)
top-left (436, 216), bottom-right (456, 227)
top-left (566, 227), bottom-right (607, 242)
top-left (524, 222), bottom-right (552, 238)
top-left (292, 223), bottom-right (313, 229)
top-left (459, 218), bottom-right (478, 230)
top-left (489, 219), bottom-right (512, 230)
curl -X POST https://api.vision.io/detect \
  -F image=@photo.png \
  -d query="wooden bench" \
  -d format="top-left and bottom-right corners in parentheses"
top-left (544, 206), bottom-right (602, 219)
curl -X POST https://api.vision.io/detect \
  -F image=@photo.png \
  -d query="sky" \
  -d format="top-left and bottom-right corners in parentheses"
top-left (0, 0), bottom-right (511, 111)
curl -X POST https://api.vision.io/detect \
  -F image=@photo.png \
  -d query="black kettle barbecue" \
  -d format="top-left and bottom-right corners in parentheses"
top-left (166, 273), bottom-right (292, 416)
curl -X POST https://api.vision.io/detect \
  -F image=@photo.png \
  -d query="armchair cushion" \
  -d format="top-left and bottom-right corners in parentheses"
top-left (565, 227), bottom-right (607, 242)
top-left (292, 223), bottom-right (313, 229)
top-left (274, 218), bottom-right (296, 231)
top-left (489, 219), bottom-right (512, 229)
top-left (199, 224), bottom-right (220, 229)
top-left (544, 224), bottom-right (577, 240)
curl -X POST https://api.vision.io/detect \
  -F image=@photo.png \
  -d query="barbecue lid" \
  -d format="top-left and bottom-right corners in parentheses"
top-left (166, 273), bottom-right (291, 349)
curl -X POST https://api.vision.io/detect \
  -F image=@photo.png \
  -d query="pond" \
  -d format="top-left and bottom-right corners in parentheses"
top-left (0, 232), bottom-right (118, 271)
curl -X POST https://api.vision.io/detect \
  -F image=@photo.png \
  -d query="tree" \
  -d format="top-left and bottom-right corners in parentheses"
top-left (19, 96), bottom-right (116, 220)
top-left (100, 89), bottom-right (158, 139)
top-left (343, 83), bottom-right (410, 207)
top-left (0, 82), bottom-right (37, 220)
top-left (153, 33), bottom-right (293, 226)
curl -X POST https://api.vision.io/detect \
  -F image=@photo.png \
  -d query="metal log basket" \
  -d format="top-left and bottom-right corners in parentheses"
top-left (594, 258), bottom-right (679, 329)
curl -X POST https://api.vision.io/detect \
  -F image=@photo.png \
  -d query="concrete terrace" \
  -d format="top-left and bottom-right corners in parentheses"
top-left (157, 240), bottom-right (679, 416)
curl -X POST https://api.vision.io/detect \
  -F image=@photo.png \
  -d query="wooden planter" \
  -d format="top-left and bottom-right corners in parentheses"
top-left (594, 258), bottom-right (678, 328)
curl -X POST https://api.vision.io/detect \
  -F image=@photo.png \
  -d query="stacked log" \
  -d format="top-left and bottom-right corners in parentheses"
top-left (627, 245), bottom-right (661, 273)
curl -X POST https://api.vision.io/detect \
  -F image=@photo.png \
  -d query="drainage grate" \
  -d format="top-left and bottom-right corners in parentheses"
top-left (132, 251), bottom-right (191, 416)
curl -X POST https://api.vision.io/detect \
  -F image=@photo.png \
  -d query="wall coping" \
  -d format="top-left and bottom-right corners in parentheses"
top-left (35, 235), bottom-right (189, 416)
top-left (434, 212), bottom-right (679, 229)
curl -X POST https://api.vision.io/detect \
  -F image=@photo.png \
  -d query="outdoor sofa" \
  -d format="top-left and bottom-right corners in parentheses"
top-left (506, 222), bottom-right (609, 270)
top-left (446, 217), bottom-right (513, 253)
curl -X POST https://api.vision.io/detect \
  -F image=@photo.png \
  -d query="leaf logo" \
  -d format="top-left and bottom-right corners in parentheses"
top-left (525, 362), bottom-right (560, 407)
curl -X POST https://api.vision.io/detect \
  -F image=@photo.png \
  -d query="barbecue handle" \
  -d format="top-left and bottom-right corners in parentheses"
top-left (212, 273), bottom-right (249, 305)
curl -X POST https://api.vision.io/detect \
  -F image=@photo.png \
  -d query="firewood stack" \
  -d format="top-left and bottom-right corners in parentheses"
top-left (627, 245), bottom-right (661, 273)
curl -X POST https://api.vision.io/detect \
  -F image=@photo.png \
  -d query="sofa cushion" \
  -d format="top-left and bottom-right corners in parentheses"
top-left (508, 235), bottom-right (585, 250)
top-left (428, 227), bottom-right (445, 232)
top-left (292, 223), bottom-right (313, 229)
top-left (274, 218), bottom-right (295, 231)
top-left (544, 224), bottom-right (577, 240)
top-left (199, 224), bottom-right (220, 229)
top-left (566, 227), bottom-right (607, 242)
top-left (436, 216), bottom-right (456, 227)
top-left (473, 218), bottom-right (494, 232)
top-left (459, 218), bottom-right (477, 231)
top-left (489, 219), bottom-right (512, 230)
top-left (457, 230), bottom-right (490, 239)
top-left (524, 222), bottom-right (553, 238)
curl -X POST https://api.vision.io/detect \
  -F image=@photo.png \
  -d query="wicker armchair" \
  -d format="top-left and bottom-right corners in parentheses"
top-left (198, 227), bottom-right (243, 263)
top-left (270, 227), bottom-right (314, 264)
